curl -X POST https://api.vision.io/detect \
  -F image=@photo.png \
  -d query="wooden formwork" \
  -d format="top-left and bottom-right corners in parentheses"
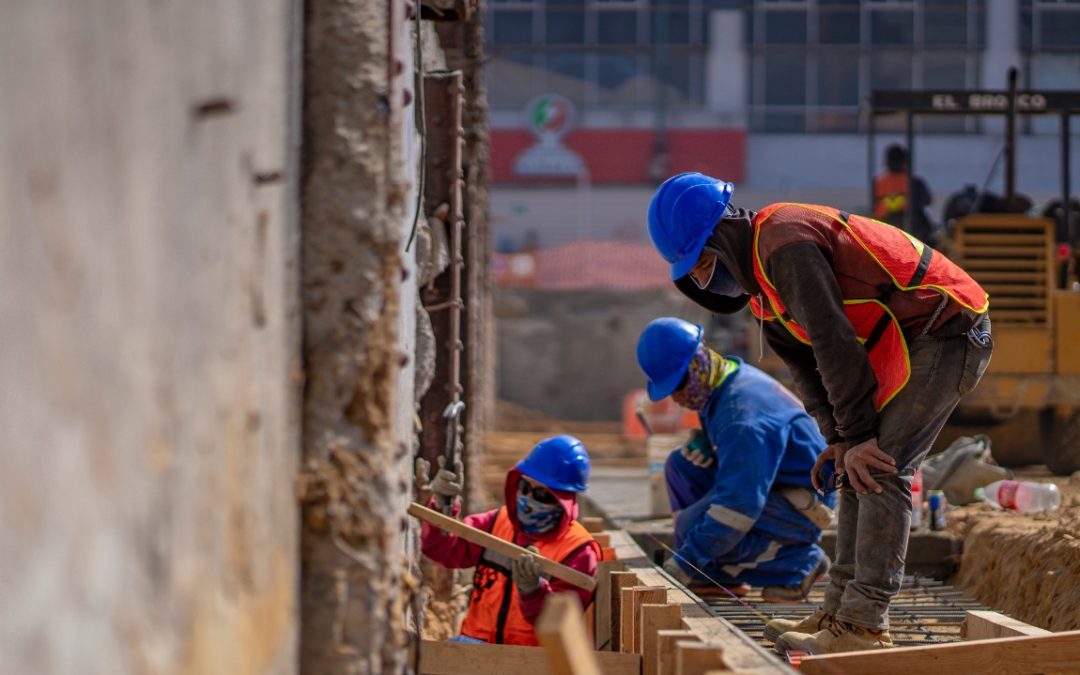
top-left (588, 528), bottom-right (1079, 675)
top-left (593, 528), bottom-right (791, 675)
top-left (416, 515), bottom-right (1079, 674)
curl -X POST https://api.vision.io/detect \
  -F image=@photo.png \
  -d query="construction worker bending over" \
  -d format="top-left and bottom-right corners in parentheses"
top-left (636, 317), bottom-right (834, 603)
top-left (414, 435), bottom-right (600, 646)
top-left (646, 173), bottom-right (992, 654)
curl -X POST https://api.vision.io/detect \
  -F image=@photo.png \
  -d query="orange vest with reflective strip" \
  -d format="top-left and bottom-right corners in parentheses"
top-left (874, 172), bottom-right (909, 221)
top-left (459, 507), bottom-right (599, 646)
top-left (749, 203), bottom-right (989, 411)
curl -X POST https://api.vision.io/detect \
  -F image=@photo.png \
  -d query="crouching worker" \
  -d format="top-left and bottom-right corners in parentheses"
top-left (414, 435), bottom-right (601, 645)
top-left (636, 318), bottom-right (834, 605)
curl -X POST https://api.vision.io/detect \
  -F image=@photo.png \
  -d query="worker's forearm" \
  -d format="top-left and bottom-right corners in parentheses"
top-left (419, 503), bottom-right (493, 568)
top-left (766, 243), bottom-right (879, 444)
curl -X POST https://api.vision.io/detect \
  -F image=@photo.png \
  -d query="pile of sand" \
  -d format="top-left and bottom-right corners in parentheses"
top-left (955, 471), bottom-right (1080, 631)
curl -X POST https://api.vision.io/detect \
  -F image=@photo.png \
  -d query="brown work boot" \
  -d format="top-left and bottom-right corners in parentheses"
top-left (762, 609), bottom-right (833, 644)
top-left (776, 620), bottom-right (894, 655)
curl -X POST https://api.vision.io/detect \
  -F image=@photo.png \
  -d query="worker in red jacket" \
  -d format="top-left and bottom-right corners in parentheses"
top-left (415, 435), bottom-right (600, 646)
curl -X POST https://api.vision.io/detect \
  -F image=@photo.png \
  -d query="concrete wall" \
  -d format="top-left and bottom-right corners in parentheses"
top-left (495, 288), bottom-right (748, 421)
top-left (0, 2), bottom-right (300, 674)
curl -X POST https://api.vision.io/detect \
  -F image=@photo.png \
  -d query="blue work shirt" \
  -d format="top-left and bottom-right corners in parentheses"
top-left (677, 357), bottom-right (835, 570)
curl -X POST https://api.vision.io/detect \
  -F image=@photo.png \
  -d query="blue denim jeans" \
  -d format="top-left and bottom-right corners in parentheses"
top-left (824, 322), bottom-right (993, 629)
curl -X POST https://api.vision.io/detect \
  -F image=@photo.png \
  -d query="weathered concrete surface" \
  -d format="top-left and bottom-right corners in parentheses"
top-left (296, 0), bottom-right (426, 673)
top-left (0, 2), bottom-right (301, 674)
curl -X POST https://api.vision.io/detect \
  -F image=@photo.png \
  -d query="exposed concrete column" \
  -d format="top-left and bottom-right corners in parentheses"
top-left (298, 0), bottom-right (413, 673)
top-left (705, 10), bottom-right (747, 127)
top-left (982, 0), bottom-right (1021, 88)
top-left (0, 2), bottom-right (301, 673)
top-left (981, 0), bottom-right (1021, 134)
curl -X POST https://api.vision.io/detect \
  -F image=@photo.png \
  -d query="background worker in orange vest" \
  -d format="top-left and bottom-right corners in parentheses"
top-left (873, 143), bottom-right (939, 245)
top-left (415, 435), bottom-right (600, 646)
top-left (646, 173), bottom-right (993, 655)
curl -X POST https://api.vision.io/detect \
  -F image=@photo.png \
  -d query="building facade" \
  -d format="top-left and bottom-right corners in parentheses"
top-left (487, 0), bottom-right (1080, 251)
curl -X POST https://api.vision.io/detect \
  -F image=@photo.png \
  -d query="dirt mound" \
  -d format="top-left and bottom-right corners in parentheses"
top-left (955, 471), bottom-right (1080, 631)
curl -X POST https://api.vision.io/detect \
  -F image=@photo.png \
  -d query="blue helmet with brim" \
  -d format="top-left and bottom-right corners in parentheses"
top-left (636, 317), bottom-right (704, 401)
top-left (647, 173), bottom-right (735, 280)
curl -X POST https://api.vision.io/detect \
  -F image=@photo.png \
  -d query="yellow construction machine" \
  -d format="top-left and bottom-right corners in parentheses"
top-left (869, 73), bottom-right (1080, 474)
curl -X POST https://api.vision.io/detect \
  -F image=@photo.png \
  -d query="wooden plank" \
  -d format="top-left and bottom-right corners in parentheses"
top-left (620, 586), bottom-right (667, 654)
top-left (592, 532), bottom-right (611, 548)
top-left (961, 610), bottom-right (1051, 640)
top-left (799, 630), bottom-right (1080, 675)
top-left (418, 640), bottom-right (640, 675)
top-left (675, 641), bottom-right (727, 675)
top-left (536, 593), bottom-right (604, 675)
top-left (594, 560), bottom-right (625, 650)
top-left (632, 588), bottom-right (668, 653)
top-left (641, 604), bottom-right (684, 675)
top-left (619, 587), bottom-right (638, 653)
top-left (602, 529), bottom-right (788, 674)
top-left (608, 571), bottom-right (639, 652)
top-left (409, 502), bottom-right (596, 591)
top-left (579, 516), bottom-right (606, 533)
top-left (656, 630), bottom-right (699, 675)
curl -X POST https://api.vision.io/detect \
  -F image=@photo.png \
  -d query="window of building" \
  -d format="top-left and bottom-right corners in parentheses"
top-left (485, 0), bottom-right (989, 133)
top-left (1020, 1), bottom-right (1080, 133)
top-left (748, 0), bottom-right (986, 133)
top-left (485, 0), bottom-right (709, 112)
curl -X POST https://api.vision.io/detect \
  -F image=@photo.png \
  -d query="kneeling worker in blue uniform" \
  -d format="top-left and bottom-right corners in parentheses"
top-left (637, 317), bottom-right (834, 609)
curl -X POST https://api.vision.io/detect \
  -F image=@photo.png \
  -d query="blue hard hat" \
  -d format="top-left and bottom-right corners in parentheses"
top-left (516, 435), bottom-right (591, 493)
top-left (647, 172), bottom-right (735, 280)
top-left (636, 317), bottom-right (704, 401)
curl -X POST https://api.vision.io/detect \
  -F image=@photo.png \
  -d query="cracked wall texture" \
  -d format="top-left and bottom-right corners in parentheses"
top-left (298, 0), bottom-right (426, 673)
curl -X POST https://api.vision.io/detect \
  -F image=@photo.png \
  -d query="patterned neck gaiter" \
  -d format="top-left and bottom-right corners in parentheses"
top-left (516, 494), bottom-right (563, 534)
top-left (671, 346), bottom-right (735, 412)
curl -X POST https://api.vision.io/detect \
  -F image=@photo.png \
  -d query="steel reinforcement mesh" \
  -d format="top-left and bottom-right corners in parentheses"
top-left (704, 575), bottom-right (988, 648)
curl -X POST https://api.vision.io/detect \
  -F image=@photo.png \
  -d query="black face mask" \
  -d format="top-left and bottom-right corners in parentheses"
top-left (704, 262), bottom-right (742, 297)
top-left (693, 257), bottom-right (743, 297)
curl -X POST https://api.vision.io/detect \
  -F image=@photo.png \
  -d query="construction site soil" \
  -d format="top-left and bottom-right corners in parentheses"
top-left (951, 469), bottom-right (1080, 631)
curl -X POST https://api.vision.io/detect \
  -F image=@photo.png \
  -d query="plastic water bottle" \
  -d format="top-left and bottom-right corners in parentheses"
top-left (975, 480), bottom-right (1062, 513)
top-left (910, 468), bottom-right (924, 530)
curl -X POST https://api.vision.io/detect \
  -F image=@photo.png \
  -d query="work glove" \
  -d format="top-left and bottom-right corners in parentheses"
top-left (679, 429), bottom-right (715, 468)
top-left (414, 456), bottom-right (464, 507)
top-left (511, 546), bottom-right (543, 596)
top-left (661, 555), bottom-right (693, 586)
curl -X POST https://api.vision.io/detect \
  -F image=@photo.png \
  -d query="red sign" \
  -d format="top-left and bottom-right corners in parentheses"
top-left (490, 128), bottom-right (746, 184)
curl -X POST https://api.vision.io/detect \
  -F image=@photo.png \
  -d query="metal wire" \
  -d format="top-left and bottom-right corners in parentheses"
top-left (705, 574), bottom-right (989, 648)
top-left (645, 533), bottom-right (773, 623)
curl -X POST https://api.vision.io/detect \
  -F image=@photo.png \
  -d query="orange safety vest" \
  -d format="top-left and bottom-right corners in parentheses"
top-left (749, 203), bottom-right (989, 411)
top-left (874, 172), bottom-right (909, 221)
top-left (459, 507), bottom-right (599, 646)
